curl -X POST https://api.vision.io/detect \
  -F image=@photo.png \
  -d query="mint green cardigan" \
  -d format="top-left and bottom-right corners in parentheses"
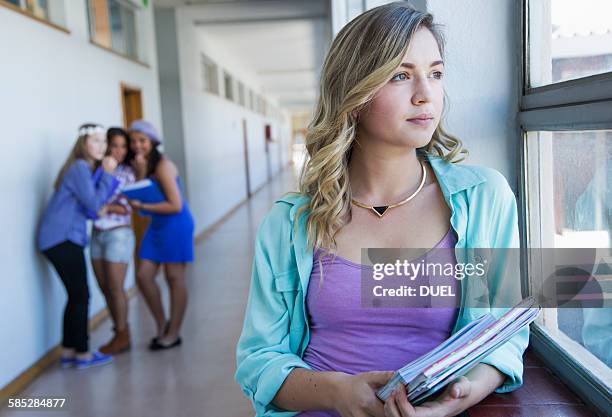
top-left (235, 154), bottom-right (529, 417)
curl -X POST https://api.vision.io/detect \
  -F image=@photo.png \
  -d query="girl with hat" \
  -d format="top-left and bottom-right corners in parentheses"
top-left (127, 119), bottom-right (194, 350)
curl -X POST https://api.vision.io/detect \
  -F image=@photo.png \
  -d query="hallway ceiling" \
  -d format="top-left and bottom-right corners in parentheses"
top-left (156, 0), bottom-right (330, 113)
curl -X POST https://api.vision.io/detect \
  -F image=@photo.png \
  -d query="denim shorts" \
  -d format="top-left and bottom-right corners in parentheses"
top-left (90, 227), bottom-right (135, 264)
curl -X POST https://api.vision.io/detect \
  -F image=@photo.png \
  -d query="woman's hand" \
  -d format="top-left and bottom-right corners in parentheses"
top-left (334, 370), bottom-right (395, 417)
top-left (132, 153), bottom-right (147, 178)
top-left (128, 199), bottom-right (143, 210)
top-left (102, 156), bottom-right (118, 173)
top-left (97, 205), bottom-right (109, 217)
top-left (383, 376), bottom-right (472, 417)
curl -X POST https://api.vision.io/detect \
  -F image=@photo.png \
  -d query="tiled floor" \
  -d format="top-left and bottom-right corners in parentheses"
top-left (0, 165), bottom-right (602, 417)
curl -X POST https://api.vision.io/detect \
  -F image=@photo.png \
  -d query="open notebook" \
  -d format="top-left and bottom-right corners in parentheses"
top-left (376, 297), bottom-right (540, 405)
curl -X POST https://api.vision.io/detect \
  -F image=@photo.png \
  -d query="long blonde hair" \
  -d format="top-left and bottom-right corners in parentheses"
top-left (294, 2), bottom-right (467, 254)
top-left (53, 123), bottom-right (102, 190)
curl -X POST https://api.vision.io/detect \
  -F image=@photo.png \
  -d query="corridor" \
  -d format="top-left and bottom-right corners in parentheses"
top-left (0, 166), bottom-right (299, 417)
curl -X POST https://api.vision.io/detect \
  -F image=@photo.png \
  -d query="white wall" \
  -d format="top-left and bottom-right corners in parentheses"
top-left (427, 0), bottom-right (520, 189)
top-left (173, 8), bottom-right (292, 235)
top-left (0, 3), bottom-right (162, 388)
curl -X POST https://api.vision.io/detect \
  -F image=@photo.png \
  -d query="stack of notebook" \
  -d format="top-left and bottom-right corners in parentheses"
top-left (376, 297), bottom-right (540, 405)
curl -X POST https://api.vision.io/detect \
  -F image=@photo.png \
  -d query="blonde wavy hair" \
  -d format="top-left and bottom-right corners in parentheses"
top-left (291, 2), bottom-right (468, 255)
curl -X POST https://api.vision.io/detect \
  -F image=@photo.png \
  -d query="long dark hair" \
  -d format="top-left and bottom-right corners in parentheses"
top-left (145, 148), bottom-right (163, 177)
top-left (106, 127), bottom-right (135, 166)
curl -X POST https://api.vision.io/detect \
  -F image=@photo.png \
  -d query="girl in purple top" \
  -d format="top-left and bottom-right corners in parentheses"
top-left (38, 123), bottom-right (119, 369)
top-left (91, 127), bottom-right (136, 355)
top-left (267, 4), bottom-right (508, 417)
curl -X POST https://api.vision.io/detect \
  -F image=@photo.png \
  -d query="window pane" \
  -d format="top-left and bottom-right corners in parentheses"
top-left (238, 82), bottom-right (245, 107)
top-left (525, 130), bottom-right (612, 388)
top-left (87, 0), bottom-right (138, 59)
top-left (122, 6), bottom-right (137, 59)
top-left (89, 0), bottom-right (112, 48)
top-left (26, 0), bottom-right (48, 19)
top-left (109, 0), bottom-right (126, 55)
top-left (528, 0), bottom-right (612, 87)
top-left (224, 72), bottom-right (234, 101)
top-left (201, 54), bottom-right (219, 95)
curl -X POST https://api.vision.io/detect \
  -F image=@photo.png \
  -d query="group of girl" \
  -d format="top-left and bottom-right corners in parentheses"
top-left (37, 120), bottom-right (194, 370)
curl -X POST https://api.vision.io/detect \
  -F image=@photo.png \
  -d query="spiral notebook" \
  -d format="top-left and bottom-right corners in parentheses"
top-left (376, 297), bottom-right (540, 405)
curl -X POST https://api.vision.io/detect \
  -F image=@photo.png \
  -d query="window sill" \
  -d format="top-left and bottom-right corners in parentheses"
top-left (469, 348), bottom-right (599, 417)
top-left (0, 0), bottom-right (70, 34)
top-left (89, 40), bottom-right (149, 69)
top-left (528, 325), bottom-right (611, 417)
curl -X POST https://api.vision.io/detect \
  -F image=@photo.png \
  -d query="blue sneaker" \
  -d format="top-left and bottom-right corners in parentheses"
top-left (75, 351), bottom-right (113, 370)
top-left (60, 356), bottom-right (76, 369)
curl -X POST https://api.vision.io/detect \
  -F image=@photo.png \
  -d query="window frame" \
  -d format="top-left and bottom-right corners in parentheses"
top-left (237, 81), bottom-right (245, 107)
top-left (223, 71), bottom-right (234, 102)
top-left (518, 1), bottom-right (612, 414)
top-left (0, 0), bottom-right (69, 33)
top-left (201, 53), bottom-right (219, 95)
top-left (86, 0), bottom-right (145, 66)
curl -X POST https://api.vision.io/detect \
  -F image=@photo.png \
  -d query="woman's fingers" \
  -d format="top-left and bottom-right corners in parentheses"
top-left (449, 376), bottom-right (471, 399)
top-left (383, 389), bottom-right (402, 417)
top-left (366, 370), bottom-right (397, 388)
top-left (394, 384), bottom-right (416, 417)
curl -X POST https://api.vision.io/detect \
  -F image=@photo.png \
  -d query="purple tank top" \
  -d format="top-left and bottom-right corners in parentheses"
top-left (296, 228), bottom-right (459, 417)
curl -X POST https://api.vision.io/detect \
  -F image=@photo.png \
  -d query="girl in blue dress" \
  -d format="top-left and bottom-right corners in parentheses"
top-left (126, 120), bottom-right (194, 350)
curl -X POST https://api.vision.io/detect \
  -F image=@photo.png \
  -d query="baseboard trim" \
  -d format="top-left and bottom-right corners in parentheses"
top-left (195, 164), bottom-right (292, 244)
top-left (0, 286), bottom-right (138, 405)
top-left (1, 164), bottom-right (293, 404)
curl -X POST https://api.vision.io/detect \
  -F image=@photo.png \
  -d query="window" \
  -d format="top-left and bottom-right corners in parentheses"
top-left (87, 0), bottom-right (139, 60)
top-left (223, 72), bottom-right (234, 101)
top-left (25, 0), bottom-right (47, 18)
top-left (201, 54), bottom-right (219, 95)
top-left (248, 89), bottom-right (254, 111)
top-left (1, 0), bottom-right (66, 28)
top-left (528, 0), bottom-right (612, 88)
top-left (521, 1), bottom-right (612, 412)
top-left (524, 131), bottom-right (612, 372)
top-left (237, 82), bottom-right (245, 107)
top-left (257, 96), bottom-right (264, 115)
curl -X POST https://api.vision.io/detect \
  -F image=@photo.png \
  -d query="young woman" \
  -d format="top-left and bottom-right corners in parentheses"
top-left (235, 4), bottom-right (528, 417)
top-left (91, 127), bottom-right (136, 355)
top-left (126, 120), bottom-right (194, 350)
top-left (38, 123), bottom-right (119, 369)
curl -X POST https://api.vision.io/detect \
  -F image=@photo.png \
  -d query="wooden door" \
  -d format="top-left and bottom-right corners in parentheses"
top-left (121, 84), bottom-right (148, 263)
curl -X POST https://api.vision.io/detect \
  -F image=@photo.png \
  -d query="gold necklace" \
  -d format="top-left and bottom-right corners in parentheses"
top-left (351, 160), bottom-right (427, 218)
